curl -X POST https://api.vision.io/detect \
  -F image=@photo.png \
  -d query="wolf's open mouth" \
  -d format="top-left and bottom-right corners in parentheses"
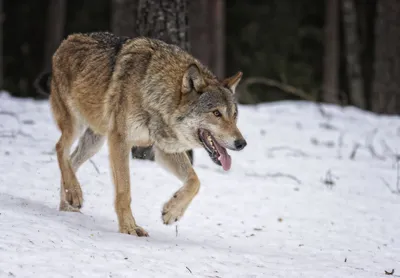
top-left (198, 129), bottom-right (232, 171)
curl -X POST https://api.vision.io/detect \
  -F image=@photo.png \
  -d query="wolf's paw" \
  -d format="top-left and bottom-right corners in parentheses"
top-left (161, 195), bottom-right (188, 225)
top-left (59, 200), bottom-right (81, 212)
top-left (120, 224), bottom-right (149, 237)
top-left (60, 185), bottom-right (83, 211)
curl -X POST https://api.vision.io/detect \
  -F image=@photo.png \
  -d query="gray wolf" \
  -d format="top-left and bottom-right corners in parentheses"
top-left (35, 31), bottom-right (247, 236)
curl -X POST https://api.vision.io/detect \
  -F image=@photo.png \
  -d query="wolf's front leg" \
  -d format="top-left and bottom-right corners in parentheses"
top-left (154, 147), bottom-right (200, 225)
top-left (108, 132), bottom-right (149, 237)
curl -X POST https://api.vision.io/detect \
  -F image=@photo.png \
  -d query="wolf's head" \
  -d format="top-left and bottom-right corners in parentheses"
top-left (175, 64), bottom-right (247, 171)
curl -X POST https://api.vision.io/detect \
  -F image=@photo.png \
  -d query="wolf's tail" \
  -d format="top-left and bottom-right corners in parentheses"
top-left (34, 72), bottom-right (52, 96)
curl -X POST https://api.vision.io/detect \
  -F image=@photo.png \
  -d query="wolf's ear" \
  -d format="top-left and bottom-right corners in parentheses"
top-left (182, 64), bottom-right (205, 94)
top-left (223, 71), bottom-right (243, 94)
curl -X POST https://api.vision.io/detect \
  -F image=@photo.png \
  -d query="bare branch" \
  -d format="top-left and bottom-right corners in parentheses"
top-left (241, 77), bottom-right (316, 102)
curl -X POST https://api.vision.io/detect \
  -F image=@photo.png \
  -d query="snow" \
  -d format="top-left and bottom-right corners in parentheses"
top-left (0, 91), bottom-right (399, 277)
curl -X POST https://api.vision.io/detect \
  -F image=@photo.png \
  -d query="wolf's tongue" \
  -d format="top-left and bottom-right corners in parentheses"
top-left (213, 142), bottom-right (231, 171)
top-left (218, 151), bottom-right (232, 171)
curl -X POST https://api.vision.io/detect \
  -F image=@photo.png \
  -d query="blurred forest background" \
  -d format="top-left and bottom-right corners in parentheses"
top-left (1, 0), bottom-right (399, 115)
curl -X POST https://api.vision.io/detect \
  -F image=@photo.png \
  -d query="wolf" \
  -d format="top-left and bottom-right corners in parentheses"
top-left (35, 32), bottom-right (247, 237)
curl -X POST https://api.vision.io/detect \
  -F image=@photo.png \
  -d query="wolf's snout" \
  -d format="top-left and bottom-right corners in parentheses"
top-left (234, 139), bottom-right (247, 151)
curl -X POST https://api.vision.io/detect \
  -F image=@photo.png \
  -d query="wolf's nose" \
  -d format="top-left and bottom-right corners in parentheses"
top-left (234, 139), bottom-right (247, 150)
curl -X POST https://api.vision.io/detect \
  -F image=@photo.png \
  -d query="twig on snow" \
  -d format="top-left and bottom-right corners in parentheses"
top-left (0, 110), bottom-right (19, 119)
top-left (349, 143), bottom-right (361, 160)
top-left (366, 128), bottom-right (385, 161)
top-left (380, 140), bottom-right (400, 164)
top-left (317, 104), bottom-right (332, 120)
top-left (267, 146), bottom-right (309, 158)
top-left (311, 137), bottom-right (335, 148)
top-left (321, 169), bottom-right (336, 189)
top-left (384, 269), bottom-right (394, 275)
top-left (397, 159), bottom-right (400, 193)
top-left (89, 159), bottom-right (100, 174)
top-left (246, 172), bottom-right (302, 185)
top-left (0, 110), bottom-right (36, 140)
top-left (381, 155), bottom-right (400, 195)
top-left (186, 266), bottom-right (192, 274)
top-left (381, 178), bottom-right (395, 194)
top-left (381, 177), bottom-right (400, 196)
top-left (319, 122), bottom-right (337, 130)
top-left (337, 131), bottom-right (345, 159)
top-left (349, 129), bottom-right (388, 161)
top-left (381, 139), bottom-right (394, 157)
top-left (17, 130), bottom-right (35, 139)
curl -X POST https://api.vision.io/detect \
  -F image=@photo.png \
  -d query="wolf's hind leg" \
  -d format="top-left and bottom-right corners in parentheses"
top-left (71, 128), bottom-right (105, 173)
top-left (154, 147), bottom-right (200, 225)
top-left (50, 94), bottom-right (84, 212)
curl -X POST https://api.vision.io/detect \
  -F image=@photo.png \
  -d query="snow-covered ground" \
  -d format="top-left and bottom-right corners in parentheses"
top-left (0, 91), bottom-right (399, 278)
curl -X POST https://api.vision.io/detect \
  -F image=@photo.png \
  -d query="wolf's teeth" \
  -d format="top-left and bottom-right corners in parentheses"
top-left (207, 135), bottom-right (216, 150)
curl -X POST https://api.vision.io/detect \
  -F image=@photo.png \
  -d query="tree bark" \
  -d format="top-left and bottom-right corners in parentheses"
top-left (136, 0), bottom-right (189, 50)
top-left (189, 0), bottom-right (225, 79)
top-left (357, 0), bottom-right (376, 111)
top-left (372, 0), bottom-right (400, 114)
top-left (0, 0), bottom-right (3, 90)
top-left (44, 0), bottom-right (66, 72)
top-left (342, 0), bottom-right (366, 109)
top-left (111, 0), bottom-right (138, 37)
top-left (322, 0), bottom-right (340, 104)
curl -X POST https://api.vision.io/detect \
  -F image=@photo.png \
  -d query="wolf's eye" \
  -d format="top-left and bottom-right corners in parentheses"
top-left (213, 110), bottom-right (222, 117)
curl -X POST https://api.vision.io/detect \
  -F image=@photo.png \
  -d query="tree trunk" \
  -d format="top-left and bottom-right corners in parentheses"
top-left (0, 0), bottom-right (3, 90)
top-left (44, 0), bottom-right (66, 72)
top-left (189, 0), bottom-right (225, 79)
top-left (322, 0), bottom-right (340, 104)
top-left (117, 0), bottom-right (193, 163)
top-left (136, 0), bottom-right (189, 50)
top-left (357, 0), bottom-right (376, 111)
top-left (372, 0), bottom-right (400, 114)
top-left (342, 0), bottom-right (366, 109)
top-left (111, 0), bottom-right (138, 37)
